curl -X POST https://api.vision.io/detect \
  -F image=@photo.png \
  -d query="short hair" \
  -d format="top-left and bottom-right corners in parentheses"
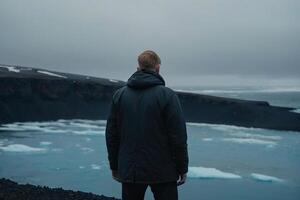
top-left (138, 50), bottom-right (161, 69)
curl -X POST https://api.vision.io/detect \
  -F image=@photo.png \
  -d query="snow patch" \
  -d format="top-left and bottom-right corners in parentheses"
top-left (37, 70), bottom-right (67, 78)
top-left (291, 109), bottom-right (300, 114)
top-left (0, 66), bottom-right (20, 72)
top-left (109, 79), bottom-right (119, 83)
top-left (188, 166), bottom-right (241, 179)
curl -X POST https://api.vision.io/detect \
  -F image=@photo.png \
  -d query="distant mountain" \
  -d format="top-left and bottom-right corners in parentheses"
top-left (1, 64), bottom-right (300, 131)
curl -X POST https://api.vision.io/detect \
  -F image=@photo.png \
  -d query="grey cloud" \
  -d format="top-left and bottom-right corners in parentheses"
top-left (0, 0), bottom-right (299, 85)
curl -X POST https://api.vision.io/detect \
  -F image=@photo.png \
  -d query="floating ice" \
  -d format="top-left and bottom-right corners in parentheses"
top-left (202, 138), bottom-right (213, 141)
top-left (37, 70), bottom-right (67, 78)
top-left (188, 166), bottom-right (241, 179)
top-left (80, 147), bottom-right (94, 152)
top-left (187, 122), bottom-right (262, 132)
top-left (187, 122), bottom-right (282, 146)
top-left (0, 144), bottom-right (46, 152)
top-left (0, 119), bottom-right (107, 136)
top-left (69, 122), bottom-right (101, 129)
top-left (90, 164), bottom-right (101, 170)
top-left (40, 141), bottom-right (52, 146)
top-left (221, 138), bottom-right (277, 146)
top-left (251, 173), bottom-right (284, 183)
top-left (73, 130), bottom-right (105, 136)
top-left (51, 148), bottom-right (63, 152)
top-left (0, 139), bottom-right (9, 146)
top-left (228, 132), bottom-right (281, 140)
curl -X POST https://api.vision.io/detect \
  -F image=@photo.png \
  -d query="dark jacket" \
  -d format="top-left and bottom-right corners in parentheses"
top-left (105, 69), bottom-right (189, 183)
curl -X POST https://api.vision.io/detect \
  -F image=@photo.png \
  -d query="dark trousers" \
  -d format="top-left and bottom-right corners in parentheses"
top-left (122, 181), bottom-right (178, 200)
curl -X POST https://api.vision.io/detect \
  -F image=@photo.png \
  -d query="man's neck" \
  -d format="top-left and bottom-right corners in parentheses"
top-left (139, 68), bottom-right (158, 74)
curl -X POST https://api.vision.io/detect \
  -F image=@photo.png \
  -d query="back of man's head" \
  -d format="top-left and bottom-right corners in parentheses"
top-left (138, 50), bottom-right (161, 70)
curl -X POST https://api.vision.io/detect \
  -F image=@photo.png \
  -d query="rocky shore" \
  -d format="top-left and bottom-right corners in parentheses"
top-left (1, 64), bottom-right (300, 131)
top-left (0, 178), bottom-right (119, 200)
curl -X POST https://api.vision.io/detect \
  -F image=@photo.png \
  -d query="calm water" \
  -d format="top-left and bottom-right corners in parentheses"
top-left (1, 86), bottom-right (300, 199)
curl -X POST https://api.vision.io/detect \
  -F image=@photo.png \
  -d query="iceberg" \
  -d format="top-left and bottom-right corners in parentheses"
top-left (188, 166), bottom-right (241, 179)
top-left (251, 173), bottom-right (284, 183)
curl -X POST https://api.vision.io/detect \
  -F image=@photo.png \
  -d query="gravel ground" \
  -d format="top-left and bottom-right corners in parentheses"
top-left (0, 178), bottom-right (120, 200)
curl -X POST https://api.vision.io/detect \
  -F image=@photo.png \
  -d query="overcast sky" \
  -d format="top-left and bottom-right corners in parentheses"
top-left (0, 0), bottom-right (299, 86)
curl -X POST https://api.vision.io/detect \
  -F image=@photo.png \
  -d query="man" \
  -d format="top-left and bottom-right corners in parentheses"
top-left (105, 50), bottom-right (189, 200)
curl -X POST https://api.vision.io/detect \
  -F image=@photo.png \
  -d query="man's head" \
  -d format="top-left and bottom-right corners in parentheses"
top-left (137, 50), bottom-right (161, 73)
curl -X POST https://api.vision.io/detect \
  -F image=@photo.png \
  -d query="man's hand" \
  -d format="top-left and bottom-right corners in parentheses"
top-left (112, 170), bottom-right (121, 182)
top-left (177, 173), bottom-right (187, 186)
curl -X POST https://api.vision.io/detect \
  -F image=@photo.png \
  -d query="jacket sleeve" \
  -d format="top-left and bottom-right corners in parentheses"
top-left (105, 95), bottom-right (120, 171)
top-left (164, 92), bottom-right (189, 175)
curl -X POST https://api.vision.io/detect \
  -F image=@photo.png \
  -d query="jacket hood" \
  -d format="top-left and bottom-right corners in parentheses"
top-left (127, 69), bottom-right (165, 89)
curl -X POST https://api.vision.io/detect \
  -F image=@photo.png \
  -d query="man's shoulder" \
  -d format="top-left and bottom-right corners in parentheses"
top-left (155, 85), bottom-right (177, 95)
top-left (153, 85), bottom-right (179, 103)
top-left (114, 85), bottom-right (127, 94)
top-left (112, 86), bottom-right (127, 103)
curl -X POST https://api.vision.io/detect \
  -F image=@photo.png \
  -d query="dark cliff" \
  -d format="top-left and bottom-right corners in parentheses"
top-left (1, 64), bottom-right (300, 131)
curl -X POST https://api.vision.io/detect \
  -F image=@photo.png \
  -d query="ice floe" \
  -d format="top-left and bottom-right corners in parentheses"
top-left (51, 148), bottom-right (63, 152)
top-left (0, 144), bottom-right (46, 152)
top-left (0, 119), bottom-right (107, 136)
top-left (188, 166), bottom-right (241, 179)
top-left (187, 122), bottom-right (262, 132)
top-left (251, 173), bottom-right (284, 183)
top-left (90, 164), bottom-right (101, 170)
top-left (202, 138), bottom-right (213, 142)
top-left (80, 147), bottom-right (94, 152)
top-left (187, 122), bottom-right (281, 147)
top-left (39, 141), bottom-right (52, 146)
top-left (221, 138), bottom-right (277, 146)
top-left (73, 130), bottom-right (105, 136)
top-left (228, 132), bottom-right (281, 140)
top-left (37, 70), bottom-right (67, 78)
top-left (0, 139), bottom-right (9, 146)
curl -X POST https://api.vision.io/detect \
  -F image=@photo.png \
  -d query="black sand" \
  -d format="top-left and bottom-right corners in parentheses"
top-left (0, 178), bottom-right (120, 200)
